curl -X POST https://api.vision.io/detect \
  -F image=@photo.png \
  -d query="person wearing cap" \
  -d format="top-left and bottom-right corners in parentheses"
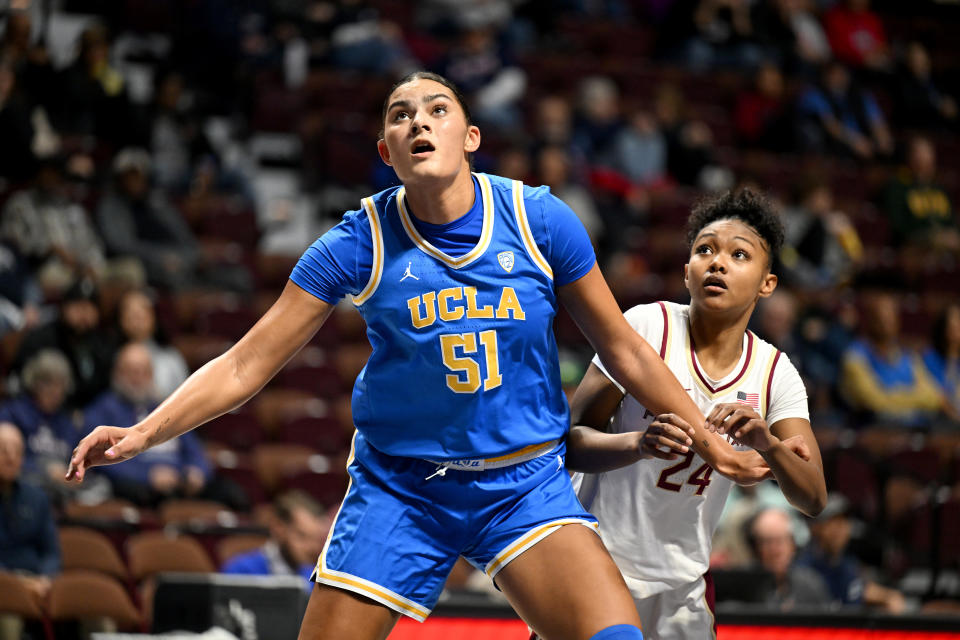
top-left (795, 493), bottom-right (906, 612)
top-left (95, 147), bottom-right (200, 291)
top-left (13, 278), bottom-right (116, 408)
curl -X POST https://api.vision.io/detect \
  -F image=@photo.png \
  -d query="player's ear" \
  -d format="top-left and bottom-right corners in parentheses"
top-left (683, 263), bottom-right (689, 289)
top-left (377, 138), bottom-right (392, 166)
top-left (464, 125), bottom-right (481, 153)
top-left (757, 272), bottom-right (778, 298)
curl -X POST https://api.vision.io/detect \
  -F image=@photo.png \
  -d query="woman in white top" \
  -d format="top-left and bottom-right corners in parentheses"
top-left (567, 189), bottom-right (827, 639)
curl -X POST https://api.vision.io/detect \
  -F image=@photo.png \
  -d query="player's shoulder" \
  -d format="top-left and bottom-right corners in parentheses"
top-left (483, 173), bottom-right (554, 202)
top-left (621, 301), bottom-right (687, 332)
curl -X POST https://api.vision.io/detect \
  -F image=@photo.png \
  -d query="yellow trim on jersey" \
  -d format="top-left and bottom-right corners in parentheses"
top-left (685, 329), bottom-right (760, 399)
top-left (512, 180), bottom-right (553, 279)
top-left (757, 345), bottom-right (780, 420)
top-left (352, 198), bottom-right (384, 305)
top-left (395, 173), bottom-right (494, 269)
top-left (314, 566), bottom-right (430, 621)
top-left (482, 439), bottom-right (557, 465)
top-left (484, 519), bottom-right (598, 578)
top-left (313, 432), bottom-right (430, 621)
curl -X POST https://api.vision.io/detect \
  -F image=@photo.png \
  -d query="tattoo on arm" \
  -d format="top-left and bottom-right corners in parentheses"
top-left (701, 439), bottom-right (709, 448)
top-left (147, 417), bottom-right (170, 447)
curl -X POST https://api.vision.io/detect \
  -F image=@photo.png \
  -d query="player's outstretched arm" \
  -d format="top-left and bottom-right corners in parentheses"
top-left (66, 281), bottom-right (334, 482)
top-left (559, 265), bottom-right (769, 484)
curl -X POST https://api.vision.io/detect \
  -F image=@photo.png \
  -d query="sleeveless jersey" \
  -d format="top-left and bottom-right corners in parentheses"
top-left (349, 173), bottom-right (570, 461)
top-left (573, 301), bottom-right (809, 598)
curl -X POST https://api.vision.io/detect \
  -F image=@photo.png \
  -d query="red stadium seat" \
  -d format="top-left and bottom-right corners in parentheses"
top-left (280, 469), bottom-right (350, 510)
top-left (202, 410), bottom-right (266, 449)
top-left (826, 447), bottom-right (880, 522)
top-left (277, 415), bottom-right (352, 455)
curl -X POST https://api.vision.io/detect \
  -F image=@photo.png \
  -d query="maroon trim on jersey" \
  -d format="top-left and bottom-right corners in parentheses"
top-left (704, 571), bottom-right (717, 638)
top-left (765, 350), bottom-right (782, 416)
top-left (690, 331), bottom-right (754, 393)
top-left (657, 301), bottom-right (669, 360)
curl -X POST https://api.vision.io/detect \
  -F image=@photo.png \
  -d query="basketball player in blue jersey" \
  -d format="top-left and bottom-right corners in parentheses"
top-left (66, 72), bottom-right (772, 640)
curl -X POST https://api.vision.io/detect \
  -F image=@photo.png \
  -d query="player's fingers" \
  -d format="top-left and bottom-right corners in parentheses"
top-left (641, 440), bottom-right (678, 460)
top-left (709, 405), bottom-right (738, 433)
top-left (661, 423), bottom-right (693, 447)
top-left (733, 419), bottom-right (763, 440)
top-left (656, 434), bottom-right (689, 454)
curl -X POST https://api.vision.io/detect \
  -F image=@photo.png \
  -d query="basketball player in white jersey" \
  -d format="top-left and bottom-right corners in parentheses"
top-left (567, 189), bottom-right (827, 639)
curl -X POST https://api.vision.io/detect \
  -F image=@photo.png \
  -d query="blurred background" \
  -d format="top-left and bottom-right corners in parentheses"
top-left (0, 0), bottom-right (959, 638)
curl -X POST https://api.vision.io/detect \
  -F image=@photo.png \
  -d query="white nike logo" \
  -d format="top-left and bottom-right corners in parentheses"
top-left (400, 262), bottom-right (419, 282)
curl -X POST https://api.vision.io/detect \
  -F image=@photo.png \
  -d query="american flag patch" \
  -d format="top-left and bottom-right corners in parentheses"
top-left (737, 391), bottom-right (760, 410)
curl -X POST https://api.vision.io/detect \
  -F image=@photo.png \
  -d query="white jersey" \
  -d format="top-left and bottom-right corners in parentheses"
top-left (573, 301), bottom-right (809, 599)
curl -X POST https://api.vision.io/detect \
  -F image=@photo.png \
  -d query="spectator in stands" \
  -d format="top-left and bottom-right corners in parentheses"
top-left (839, 285), bottom-right (951, 427)
top-left (893, 42), bottom-right (957, 131)
top-left (0, 422), bottom-right (60, 618)
top-left (780, 176), bottom-right (862, 290)
top-left (796, 494), bottom-right (906, 612)
top-left (795, 61), bottom-right (893, 161)
top-left (221, 490), bottom-right (329, 591)
top-left (0, 59), bottom-right (38, 184)
top-left (85, 343), bottom-right (211, 507)
top-left (753, 0), bottom-right (831, 75)
top-left (0, 157), bottom-right (107, 298)
top-left (712, 480), bottom-right (809, 569)
top-left (54, 24), bottom-right (139, 146)
top-left (14, 278), bottom-right (115, 409)
top-left (652, 84), bottom-right (731, 189)
top-left (923, 304), bottom-right (960, 417)
top-left (536, 144), bottom-right (604, 245)
top-left (672, 0), bottom-right (765, 71)
top-left (96, 148), bottom-right (200, 291)
top-left (734, 62), bottom-right (791, 151)
top-left (747, 507), bottom-right (830, 610)
top-left (823, 0), bottom-right (890, 72)
top-left (572, 75), bottom-right (625, 170)
top-left (881, 136), bottom-right (958, 256)
top-left (0, 239), bottom-right (42, 337)
top-left (438, 24), bottom-right (527, 130)
top-left (114, 289), bottom-right (189, 401)
top-left (533, 95), bottom-right (575, 152)
top-left (0, 350), bottom-right (83, 496)
top-left (614, 109), bottom-right (667, 187)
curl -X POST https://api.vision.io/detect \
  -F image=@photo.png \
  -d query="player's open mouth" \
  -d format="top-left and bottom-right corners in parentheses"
top-left (703, 275), bottom-right (727, 292)
top-left (411, 140), bottom-right (436, 156)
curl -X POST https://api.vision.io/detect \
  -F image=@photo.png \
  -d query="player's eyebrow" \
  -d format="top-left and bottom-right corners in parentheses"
top-left (386, 93), bottom-right (453, 114)
top-left (734, 235), bottom-right (757, 248)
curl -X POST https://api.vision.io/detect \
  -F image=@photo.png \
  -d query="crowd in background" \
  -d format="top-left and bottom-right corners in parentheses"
top-left (1, 0), bottom-right (960, 636)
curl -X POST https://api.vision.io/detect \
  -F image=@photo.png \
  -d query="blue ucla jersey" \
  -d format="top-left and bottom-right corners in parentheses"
top-left (349, 173), bottom-right (569, 461)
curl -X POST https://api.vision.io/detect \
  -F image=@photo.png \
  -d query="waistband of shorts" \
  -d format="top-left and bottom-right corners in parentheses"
top-left (425, 439), bottom-right (561, 471)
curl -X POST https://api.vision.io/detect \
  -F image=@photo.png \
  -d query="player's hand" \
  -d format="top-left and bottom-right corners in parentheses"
top-left (731, 450), bottom-right (772, 486)
top-left (705, 403), bottom-right (777, 452)
top-left (65, 425), bottom-right (148, 483)
top-left (780, 434), bottom-right (811, 461)
top-left (640, 413), bottom-right (695, 460)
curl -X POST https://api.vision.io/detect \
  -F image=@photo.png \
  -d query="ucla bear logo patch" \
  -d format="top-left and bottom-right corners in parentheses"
top-left (497, 251), bottom-right (515, 273)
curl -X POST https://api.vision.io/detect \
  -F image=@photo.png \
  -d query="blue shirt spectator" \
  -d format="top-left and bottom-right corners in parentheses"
top-left (221, 491), bottom-right (329, 592)
top-left (0, 349), bottom-right (83, 485)
top-left (84, 343), bottom-right (211, 506)
top-left (0, 423), bottom-right (60, 578)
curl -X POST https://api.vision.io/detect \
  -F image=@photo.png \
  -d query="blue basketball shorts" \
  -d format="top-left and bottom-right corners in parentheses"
top-left (311, 431), bottom-right (598, 621)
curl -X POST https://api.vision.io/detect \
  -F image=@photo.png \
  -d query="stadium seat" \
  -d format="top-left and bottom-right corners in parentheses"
top-left (202, 410), bottom-right (265, 449)
top-left (252, 443), bottom-right (319, 494)
top-left (277, 415), bottom-right (351, 455)
top-left (886, 447), bottom-right (944, 486)
top-left (171, 334), bottom-right (232, 371)
top-left (252, 389), bottom-right (321, 435)
top-left (210, 451), bottom-right (269, 505)
top-left (216, 534), bottom-right (271, 568)
top-left (280, 469), bottom-right (349, 509)
top-left (48, 571), bottom-right (142, 631)
top-left (58, 526), bottom-right (128, 582)
top-left (126, 532), bottom-right (216, 583)
top-left (0, 571), bottom-right (48, 629)
top-left (158, 499), bottom-right (236, 528)
top-left (826, 447), bottom-right (880, 521)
